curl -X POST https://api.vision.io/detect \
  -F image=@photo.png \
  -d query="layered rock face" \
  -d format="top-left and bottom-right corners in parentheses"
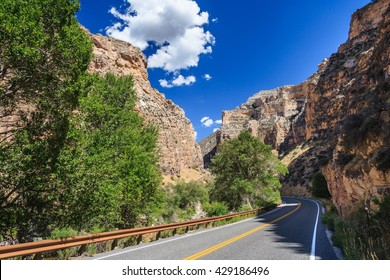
top-left (199, 131), bottom-right (221, 168)
top-left (220, 67), bottom-right (324, 156)
top-left (217, 0), bottom-right (390, 215)
top-left (306, 0), bottom-right (390, 216)
top-left (87, 31), bottom-right (203, 177)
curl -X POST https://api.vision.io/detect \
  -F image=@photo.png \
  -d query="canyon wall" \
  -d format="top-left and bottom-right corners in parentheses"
top-left (214, 0), bottom-right (390, 215)
top-left (86, 30), bottom-right (203, 178)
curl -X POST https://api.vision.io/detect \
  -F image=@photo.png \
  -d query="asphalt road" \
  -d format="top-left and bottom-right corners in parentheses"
top-left (90, 197), bottom-right (338, 260)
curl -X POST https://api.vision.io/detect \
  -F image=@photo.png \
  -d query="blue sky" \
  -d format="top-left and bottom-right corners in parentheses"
top-left (77, 0), bottom-right (371, 141)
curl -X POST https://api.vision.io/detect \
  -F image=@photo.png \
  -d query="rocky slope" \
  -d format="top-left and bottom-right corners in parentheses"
top-left (307, 0), bottom-right (390, 216)
top-left (86, 30), bottom-right (203, 179)
top-left (214, 0), bottom-right (390, 216)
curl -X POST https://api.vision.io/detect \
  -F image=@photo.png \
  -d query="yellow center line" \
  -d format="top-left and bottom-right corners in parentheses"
top-left (183, 202), bottom-right (301, 260)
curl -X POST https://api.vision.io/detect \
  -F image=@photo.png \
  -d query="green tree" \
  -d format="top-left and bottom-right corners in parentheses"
top-left (0, 0), bottom-right (92, 241)
top-left (54, 74), bottom-right (161, 231)
top-left (311, 172), bottom-right (331, 198)
top-left (210, 131), bottom-right (287, 210)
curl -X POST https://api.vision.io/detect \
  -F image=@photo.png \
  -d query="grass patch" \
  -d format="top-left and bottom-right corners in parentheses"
top-left (322, 197), bottom-right (390, 259)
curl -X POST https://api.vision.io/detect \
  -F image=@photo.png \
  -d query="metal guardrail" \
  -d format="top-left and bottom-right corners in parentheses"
top-left (0, 207), bottom-right (273, 260)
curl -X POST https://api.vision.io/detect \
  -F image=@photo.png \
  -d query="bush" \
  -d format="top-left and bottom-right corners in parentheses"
top-left (203, 202), bottom-right (229, 217)
top-left (336, 152), bottom-right (355, 166)
top-left (49, 228), bottom-right (78, 240)
top-left (311, 172), bottom-right (331, 198)
top-left (173, 181), bottom-right (209, 209)
top-left (322, 196), bottom-right (390, 259)
top-left (375, 147), bottom-right (390, 171)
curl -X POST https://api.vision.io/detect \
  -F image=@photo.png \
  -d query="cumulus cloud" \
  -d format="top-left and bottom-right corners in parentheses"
top-left (159, 75), bottom-right (196, 88)
top-left (212, 18), bottom-right (218, 23)
top-left (106, 0), bottom-right (215, 73)
top-left (200, 116), bottom-right (213, 127)
top-left (215, 119), bottom-right (222, 124)
top-left (204, 74), bottom-right (212, 81)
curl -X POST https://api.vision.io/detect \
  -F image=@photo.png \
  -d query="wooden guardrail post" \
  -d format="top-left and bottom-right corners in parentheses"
top-left (156, 231), bottom-right (161, 241)
top-left (111, 239), bottom-right (119, 250)
top-left (172, 229), bottom-right (177, 236)
top-left (136, 235), bottom-right (142, 245)
top-left (78, 244), bottom-right (88, 255)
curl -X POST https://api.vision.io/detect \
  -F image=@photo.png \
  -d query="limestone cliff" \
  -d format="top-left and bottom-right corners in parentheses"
top-left (199, 131), bottom-right (221, 168)
top-left (86, 30), bottom-right (203, 178)
top-left (214, 0), bottom-right (390, 216)
top-left (306, 0), bottom-right (390, 216)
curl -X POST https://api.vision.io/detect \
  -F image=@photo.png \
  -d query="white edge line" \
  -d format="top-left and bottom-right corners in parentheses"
top-left (310, 200), bottom-right (320, 260)
top-left (92, 205), bottom-right (285, 260)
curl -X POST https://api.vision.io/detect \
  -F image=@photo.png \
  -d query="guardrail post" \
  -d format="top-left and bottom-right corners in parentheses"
top-left (185, 226), bottom-right (190, 233)
top-left (136, 235), bottom-right (143, 245)
top-left (156, 231), bottom-right (161, 241)
top-left (172, 229), bottom-right (177, 236)
top-left (78, 244), bottom-right (88, 255)
top-left (33, 253), bottom-right (42, 260)
top-left (111, 239), bottom-right (119, 250)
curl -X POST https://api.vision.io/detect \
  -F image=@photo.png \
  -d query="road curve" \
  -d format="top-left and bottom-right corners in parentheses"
top-left (90, 197), bottom-right (338, 260)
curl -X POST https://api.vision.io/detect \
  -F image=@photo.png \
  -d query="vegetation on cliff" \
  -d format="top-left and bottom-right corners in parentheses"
top-left (210, 131), bottom-right (287, 210)
top-left (322, 195), bottom-right (390, 259)
top-left (0, 1), bottom-right (161, 242)
top-left (311, 172), bottom-right (331, 198)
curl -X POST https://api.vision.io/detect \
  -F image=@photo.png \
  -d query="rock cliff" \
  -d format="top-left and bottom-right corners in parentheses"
top-left (199, 131), bottom-right (221, 168)
top-left (307, 0), bottom-right (390, 216)
top-left (86, 30), bottom-right (203, 178)
top-left (215, 0), bottom-right (390, 216)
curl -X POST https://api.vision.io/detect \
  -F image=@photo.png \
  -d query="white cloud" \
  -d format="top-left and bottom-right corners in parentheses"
top-left (159, 75), bottom-right (196, 88)
top-left (212, 18), bottom-right (218, 23)
top-left (215, 119), bottom-right (222, 124)
top-left (213, 128), bottom-right (219, 133)
top-left (204, 74), bottom-right (212, 81)
top-left (159, 79), bottom-right (173, 88)
top-left (194, 130), bottom-right (198, 139)
top-left (200, 116), bottom-right (213, 127)
top-left (200, 116), bottom-right (210, 123)
top-left (173, 75), bottom-right (196, 86)
top-left (106, 0), bottom-right (215, 72)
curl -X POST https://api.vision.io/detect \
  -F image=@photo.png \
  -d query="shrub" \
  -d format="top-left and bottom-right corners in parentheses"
top-left (335, 152), bottom-right (355, 166)
top-left (203, 202), bottom-right (229, 217)
top-left (311, 172), bottom-right (331, 198)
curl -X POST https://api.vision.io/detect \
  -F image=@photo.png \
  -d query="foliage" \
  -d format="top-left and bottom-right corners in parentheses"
top-left (322, 196), bottom-right (390, 259)
top-left (374, 147), bottom-right (390, 171)
top-left (152, 181), bottom-right (209, 223)
top-left (341, 112), bottom-right (381, 151)
top-left (53, 73), bottom-right (161, 231)
top-left (172, 181), bottom-right (209, 209)
top-left (311, 172), bottom-right (331, 198)
top-left (335, 152), bottom-right (355, 166)
top-left (203, 202), bottom-right (229, 217)
top-left (210, 131), bottom-right (287, 210)
top-left (0, 0), bottom-right (92, 242)
top-left (49, 228), bottom-right (78, 240)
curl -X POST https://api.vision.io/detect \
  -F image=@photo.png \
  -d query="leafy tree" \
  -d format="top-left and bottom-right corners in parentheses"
top-left (173, 181), bottom-right (209, 209)
top-left (203, 202), bottom-right (229, 217)
top-left (0, 0), bottom-right (91, 241)
top-left (54, 74), bottom-right (161, 231)
top-left (311, 172), bottom-right (331, 198)
top-left (210, 131), bottom-right (287, 210)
